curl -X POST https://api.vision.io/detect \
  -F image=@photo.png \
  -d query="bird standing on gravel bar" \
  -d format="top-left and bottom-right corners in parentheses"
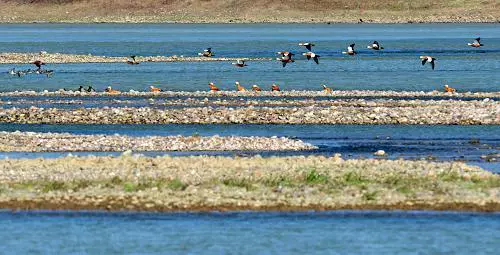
top-left (420, 56), bottom-right (436, 70)
top-left (277, 51), bottom-right (295, 67)
top-left (322, 84), bottom-right (332, 93)
top-left (232, 59), bottom-right (247, 67)
top-left (367, 41), bottom-right (384, 50)
top-left (87, 86), bottom-right (95, 92)
top-left (299, 42), bottom-right (315, 51)
top-left (303, 52), bottom-right (320, 64)
top-left (105, 86), bottom-right (120, 94)
top-left (468, 37), bottom-right (483, 48)
top-left (444, 85), bottom-right (456, 93)
top-left (271, 84), bottom-right (280, 91)
top-left (235, 81), bottom-right (246, 91)
top-left (77, 86), bottom-right (85, 92)
top-left (252, 85), bottom-right (262, 92)
top-left (209, 82), bottom-right (220, 91)
top-left (127, 55), bottom-right (140, 65)
top-left (32, 60), bottom-right (45, 70)
top-left (150, 86), bottom-right (162, 92)
top-left (199, 48), bottom-right (214, 57)
top-left (342, 44), bottom-right (356, 55)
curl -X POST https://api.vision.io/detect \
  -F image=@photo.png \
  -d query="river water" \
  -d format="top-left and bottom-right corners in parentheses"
top-left (0, 23), bottom-right (499, 253)
top-left (0, 210), bottom-right (499, 254)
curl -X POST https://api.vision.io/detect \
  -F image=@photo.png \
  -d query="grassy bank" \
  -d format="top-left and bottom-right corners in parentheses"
top-left (0, 155), bottom-right (498, 211)
top-left (0, 0), bottom-right (498, 23)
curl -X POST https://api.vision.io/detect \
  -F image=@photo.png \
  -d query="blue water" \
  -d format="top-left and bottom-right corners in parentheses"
top-left (0, 124), bottom-right (498, 172)
top-left (0, 23), bottom-right (499, 92)
top-left (0, 210), bottom-right (499, 254)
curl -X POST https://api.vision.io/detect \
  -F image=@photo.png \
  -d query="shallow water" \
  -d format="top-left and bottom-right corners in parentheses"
top-left (1, 124), bottom-right (498, 172)
top-left (0, 210), bottom-right (499, 254)
top-left (0, 23), bottom-right (499, 92)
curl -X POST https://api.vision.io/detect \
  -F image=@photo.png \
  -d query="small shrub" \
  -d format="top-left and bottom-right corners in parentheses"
top-left (167, 179), bottom-right (187, 191)
top-left (123, 182), bottom-right (137, 192)
top-left (342, 171), bottom-right (365, 185)
top-left (41, 181), bottom-right (67, 193)
top-left (362, 191), bottom-right (378, 201)
top-left (305, 169), bottom-right (328, 184)
top-left (222, 178), bottom-right (254, 190)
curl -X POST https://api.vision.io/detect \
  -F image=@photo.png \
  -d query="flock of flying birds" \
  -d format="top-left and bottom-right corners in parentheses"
top-left (200, 37), bottom-right (484, 70)
top-left (5, 37), bottom-right (484, 93)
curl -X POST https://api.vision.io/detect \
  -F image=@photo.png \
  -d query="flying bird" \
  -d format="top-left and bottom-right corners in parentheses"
top-left (277, 51), bottom-right (295, 67)
top-left (127, 55), bottom-right (140, 65)
top-left (199, 48), bottom-right (214, 57)
top-left (367, 41), bottom-right (384, 50)
top-left (32, 60), bottom-right (45, 69)
top-left (232, 59), bottom-right (247, 67)
top-left (420, 56), bottom-right (436, 70)
top-left (468, 37), bottom-right (483, 48)
top-left (303, 52), bottom-right (320, 64)
top-left (299, 42), bottom-right (315, 51)
top-left (342, 44), bottom-right (356, 55)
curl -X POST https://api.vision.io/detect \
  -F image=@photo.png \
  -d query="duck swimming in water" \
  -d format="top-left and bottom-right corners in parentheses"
top-left (299, 42), bottom-right (315, 51)
top-left (105, 86), bottom-right (121, 94)
top-left (150, 86), bottom-right (162, 92)
top-left (199, 48), bottom-right (214, 57)
top-left (209, 82), bottom-right (220, 91)
top-left (252, 85), bottom-right (262, 92)
top-left (235, 81), bottom-right (246, 91)
top-left (420, 56), bottom-right (436, 70)
top-left (277, 51), bottom-right (295, 67)
top-left (468, 37), bottom-right (483, 48)
top-left (342, 44), bottom-right (356, 55)
top-left (444, 85), bottom-right (456, 93)
top-left (367, 41), bottom-right (384, 50)
top-left (322, 84), bottom-right (332, 93)
top-left (127, 55), bottom-right (140, 65)
top-left (232, 59), bottom-right (247, 67)
top-left (271, 84), bottom-right (280, 91)
top-left (303, 52), bottom-right (320, 64)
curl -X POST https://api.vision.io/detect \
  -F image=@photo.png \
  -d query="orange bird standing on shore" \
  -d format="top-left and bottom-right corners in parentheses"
top-left (271, 84), bottom-right (281, 91)
top-left (322, 84), bottom-right (333, 93)
top-left (209, 82), bottom-right (220, 91)
top-left (444, 85), bottom-right (456, 93)
top-left (235, 81), bottom-right (246, 91)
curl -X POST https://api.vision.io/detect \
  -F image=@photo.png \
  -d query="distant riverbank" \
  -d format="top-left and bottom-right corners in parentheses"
top-left (0, 155), bottom-right (498, 212)
top-left (0, 1), bottom-right (498, 24)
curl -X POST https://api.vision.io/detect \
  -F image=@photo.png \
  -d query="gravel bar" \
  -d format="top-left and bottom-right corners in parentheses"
top-left (0, 131), bottom-right (316, 152)
top-left (0, 155), bottom-right (498, 212)
top-left (0, 52), bottom-right (270, 64)
top-left (0, 103), bottom-right (497, 125)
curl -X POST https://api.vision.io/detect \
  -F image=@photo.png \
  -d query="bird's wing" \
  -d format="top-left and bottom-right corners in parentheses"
top-left (421, 58), bottom-right (428, 65)
top-left (306, 55), bottom-right (311, 60)
top-left (431, 61), bottom-right (435, 70)
top-left (306, 44), bottom-right (312, 51)
top-left (282, 61), bottom-right (287, 67)
top-left (313, 56), bottom-right (319, 64)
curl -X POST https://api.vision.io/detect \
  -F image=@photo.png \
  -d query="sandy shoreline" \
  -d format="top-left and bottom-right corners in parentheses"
top-left (0, 156), bottom-right (498, 212)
